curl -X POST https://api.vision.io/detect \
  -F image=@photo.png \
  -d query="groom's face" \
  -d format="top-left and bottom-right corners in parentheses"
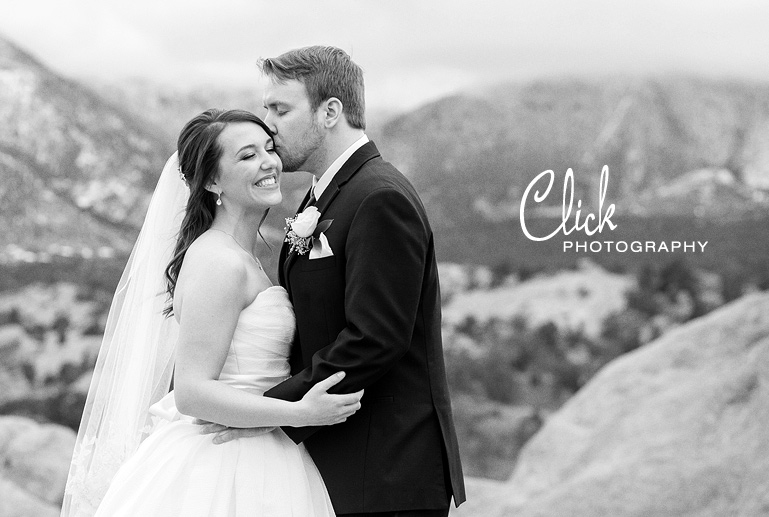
top-left (263, 79), bottom-right (324, 174)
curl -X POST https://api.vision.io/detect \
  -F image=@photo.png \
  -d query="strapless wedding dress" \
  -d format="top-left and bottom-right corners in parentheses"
top-left (94, 286), bottom-right (334, 516)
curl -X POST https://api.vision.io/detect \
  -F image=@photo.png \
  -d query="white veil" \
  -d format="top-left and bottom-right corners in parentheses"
top-left (61, 153), bottom-right (188, 516)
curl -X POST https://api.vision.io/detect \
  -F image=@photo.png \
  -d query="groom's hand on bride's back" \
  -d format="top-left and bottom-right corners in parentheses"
top-left (195, 421), bottom-right (276, 444)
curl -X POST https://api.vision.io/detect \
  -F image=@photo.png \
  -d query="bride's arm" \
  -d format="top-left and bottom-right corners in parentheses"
top-left (173, 247), bottom-right (361, 428)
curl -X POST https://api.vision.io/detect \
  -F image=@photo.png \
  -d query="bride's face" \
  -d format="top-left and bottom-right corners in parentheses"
top-left (212, 122), bottom-right (283, 210)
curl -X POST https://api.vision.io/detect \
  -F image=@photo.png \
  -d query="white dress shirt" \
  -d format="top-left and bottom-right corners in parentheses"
top-left (307, 134), bottom-right (368, 259)
top-left (312, 134), bottom-right (369, 200)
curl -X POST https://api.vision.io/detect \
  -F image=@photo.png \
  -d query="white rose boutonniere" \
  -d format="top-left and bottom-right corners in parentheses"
top-left (285, 206), bottom-right (333, 255)
top-left (290, 206), bottom-right (321, 238)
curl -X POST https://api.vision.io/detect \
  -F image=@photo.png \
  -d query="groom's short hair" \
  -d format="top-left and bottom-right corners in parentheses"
top-left (259, 46), bottom-right (366, 130)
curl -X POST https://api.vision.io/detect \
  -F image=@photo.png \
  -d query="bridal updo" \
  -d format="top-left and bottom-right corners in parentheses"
top-left (163, 109), bottom-right (272, 316)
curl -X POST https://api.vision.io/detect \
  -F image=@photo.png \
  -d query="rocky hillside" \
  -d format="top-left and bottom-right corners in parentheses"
top-left (376, 77), bottom-right (769, 226)
top-left (0, 35), bottom-right (311, 277)
top-left (370, 78), bottom-right (769, 270)
top-left (0, 36), bottom-right (172, 259)
top-left (0, 416), bottom-right (75, 517)
top-left (452, 291), bottom-right (769, 516)
top-left (92, 79), bottom-right (266, 149)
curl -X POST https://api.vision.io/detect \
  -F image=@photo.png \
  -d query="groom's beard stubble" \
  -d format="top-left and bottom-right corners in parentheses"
top-left (276, 120), bottom-right (325, 173)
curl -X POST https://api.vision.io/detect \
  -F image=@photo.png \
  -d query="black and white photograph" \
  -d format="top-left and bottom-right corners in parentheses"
top-left (1, 1), bottom-right (769, 515)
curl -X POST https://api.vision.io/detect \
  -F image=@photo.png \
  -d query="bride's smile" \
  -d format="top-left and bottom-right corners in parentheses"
top-left (255, 173), bottom-right (278, 188)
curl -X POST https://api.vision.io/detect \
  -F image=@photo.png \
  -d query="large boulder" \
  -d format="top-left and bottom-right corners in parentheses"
top-left (0, 478), bottom-right (61, 517)
top-left (453, 291), bottom-right (769, 516)
top-left (0, 416), bottom-right (76, 516)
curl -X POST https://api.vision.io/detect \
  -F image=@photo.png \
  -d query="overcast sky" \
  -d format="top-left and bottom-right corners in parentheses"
top-left (1, 0), bottom-right (768, 111)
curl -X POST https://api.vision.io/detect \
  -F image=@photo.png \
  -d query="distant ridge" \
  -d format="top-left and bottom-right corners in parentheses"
top-left (0, 34), bottom-right (170, 259)
top-left (3, 31), bottom-right (769, 271)
top-left (376, 76), bottom-right (769, 231)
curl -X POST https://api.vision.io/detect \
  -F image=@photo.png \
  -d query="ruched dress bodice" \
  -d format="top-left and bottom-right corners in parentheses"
top-left (219, 285), bottom-right (295, 394)
top-left (146, 285), bottom-right (296, 422)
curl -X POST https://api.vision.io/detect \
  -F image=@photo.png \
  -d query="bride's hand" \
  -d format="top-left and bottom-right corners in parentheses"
top-left (295, 372), bottom-right (364, 427)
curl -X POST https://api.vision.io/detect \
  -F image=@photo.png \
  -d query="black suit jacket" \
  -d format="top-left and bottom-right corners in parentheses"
top-left (264, 142), bottom-right (466, 514)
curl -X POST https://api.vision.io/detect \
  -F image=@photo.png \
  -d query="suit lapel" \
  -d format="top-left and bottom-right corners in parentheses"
top-left (327, 141), bottom-right (380, 190)
top-left (278, 239), bottom-right (289, 288)
top-left (313, 181), bottom-right (340, 215)
top-left (283, 141), bottom-right (381, 282)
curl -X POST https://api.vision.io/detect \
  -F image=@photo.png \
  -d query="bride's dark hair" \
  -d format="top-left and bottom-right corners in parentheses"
top-left (163, 108), bottom-right (273, 316)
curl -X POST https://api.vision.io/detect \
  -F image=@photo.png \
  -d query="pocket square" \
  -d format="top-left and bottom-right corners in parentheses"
top-left (309, 232), bottom-right (334, 259)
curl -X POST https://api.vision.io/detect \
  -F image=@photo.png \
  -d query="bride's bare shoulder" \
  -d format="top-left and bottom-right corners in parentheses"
top-left (176, 233), bottom-right (247, 297)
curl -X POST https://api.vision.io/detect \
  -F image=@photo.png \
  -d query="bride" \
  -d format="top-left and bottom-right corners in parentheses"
top-left (61, 109), bottom-right (362, 516)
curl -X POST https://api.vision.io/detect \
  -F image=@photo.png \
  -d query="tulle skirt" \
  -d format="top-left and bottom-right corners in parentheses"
top-left (94, 416), bottom-right (335, 516)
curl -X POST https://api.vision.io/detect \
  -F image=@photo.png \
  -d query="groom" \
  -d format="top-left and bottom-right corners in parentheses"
top-left (262, 46), bottom-right (465, 516)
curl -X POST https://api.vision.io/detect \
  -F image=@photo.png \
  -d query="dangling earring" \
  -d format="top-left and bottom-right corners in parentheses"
top-left (216, 192), bottom-right (222, 206)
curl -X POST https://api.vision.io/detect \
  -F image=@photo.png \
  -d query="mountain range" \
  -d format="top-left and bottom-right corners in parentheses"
top-left (0, 36), bottom-right (168, 259)
top-left (0, 36), bottom-right (312, 274)
top-left (374, 77), bottom-right (769, 229)
top-left (2, 33), bottom-right (769, 273)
